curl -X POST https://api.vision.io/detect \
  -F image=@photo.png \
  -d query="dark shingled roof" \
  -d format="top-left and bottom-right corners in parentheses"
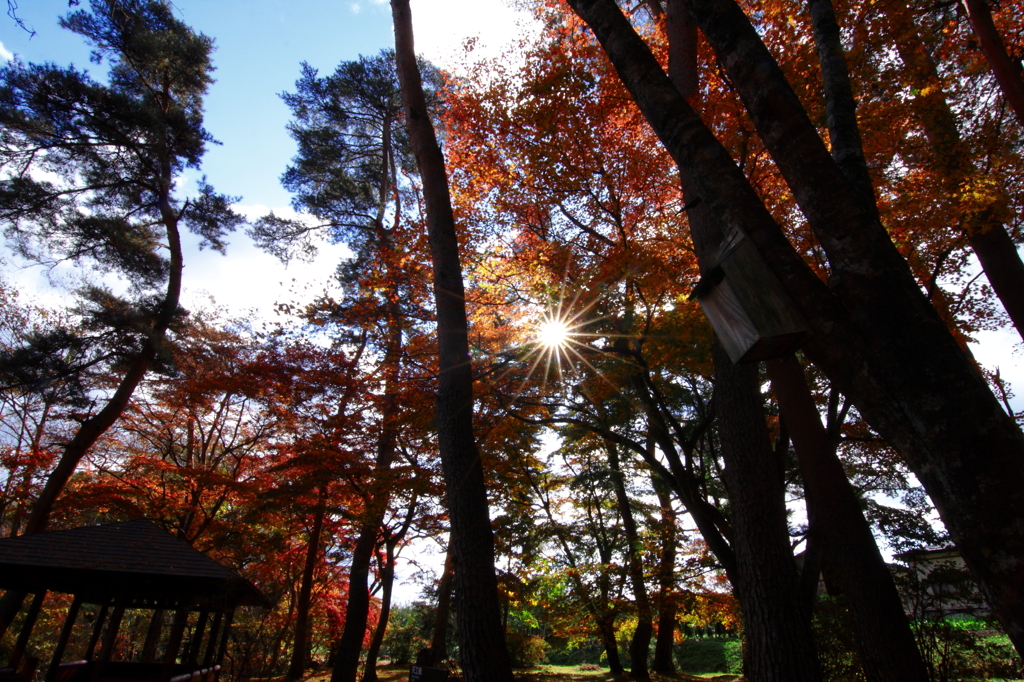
top-left (0, 520), bottom-right (269, 608)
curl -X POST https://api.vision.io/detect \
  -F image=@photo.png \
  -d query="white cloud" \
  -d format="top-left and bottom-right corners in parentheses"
top-left (179, 204), bottom-right (351, 323)
top-left (0, 42), bottom-right (13, 62)
top-left (350, 2), bottom-right (363, 14)
top-left (410, 0), bottom-right (540, 74)
top-left (971, 328), bottom-right (1023, 414)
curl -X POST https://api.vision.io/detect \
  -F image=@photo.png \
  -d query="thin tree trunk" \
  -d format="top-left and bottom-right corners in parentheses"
top-left (390, 3), bottom-right (515, 680)
top-left (564, 0), bottom-right (1024, 655)
top-left (887, 5), bottom-right (1024, 342)
top-left (427, 543), bottom-right (455, 667)
top-left (767, 355), bottom-right (930, 682)
top-left (805, 0), bottom-right (878, 213)
top-left (596, 612), bottom-right (624, 674)
top-left (961, 0), bottom-right (1024, 128)
top-left (714, 344), bottom-right (821, 682)
top-left (288, 489), bottom-right (327, 681)
top-left (331, 92), bottom-right (408, 682)
top-left (360, 547), bottom-right (393, 682)
top-left (363, 497), bottom-right (416, 682)
top-left (650, 476), bottom-right (678, 674)
top-left (604, 442), bottom-right (652, 680)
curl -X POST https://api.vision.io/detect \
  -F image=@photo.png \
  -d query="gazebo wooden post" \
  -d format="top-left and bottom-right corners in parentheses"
top-left (201, 612), bottom-right (222, 668)
top-left (186, 610), bottom-right (209, 665)
top-left (212, 607), bottom-right (234, 682)
top-left (90, 595), bottom-right (127, 682)
top-left (45, 595), bottom-right (83, 682)
top-left (141, 609), bottom-right (164, 664)
top-left (9, 590), bottom-right (46, 668)
top-left (85, 603), bottom-right (110, 661)
top-left (160, 602), bottom-right (190, 682)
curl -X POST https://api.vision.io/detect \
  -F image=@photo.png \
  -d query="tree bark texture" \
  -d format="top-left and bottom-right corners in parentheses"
top-left (713, 344), bottom-right (821, 682)
top-left (390, 2), bottom-right (515, 679)
top-left (767, 355), bottom-right (929, 682)
top-left (288, 494), bottom-right (326, 681)
top-left (564, 0), bottom-right (1024, 655)
top-left (805, 0), bottom-right (877, 213)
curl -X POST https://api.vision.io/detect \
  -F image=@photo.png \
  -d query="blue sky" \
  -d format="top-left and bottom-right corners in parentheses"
top-left (0, 0), bottom-right (535, 322)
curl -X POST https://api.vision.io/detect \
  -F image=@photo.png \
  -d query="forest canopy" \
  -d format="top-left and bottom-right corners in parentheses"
top-left (0, 1), bottom-right (1023, 682)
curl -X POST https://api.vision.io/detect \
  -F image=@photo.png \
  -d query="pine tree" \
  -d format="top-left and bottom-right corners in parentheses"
top-left (0, 0), bottom-right (242, 539)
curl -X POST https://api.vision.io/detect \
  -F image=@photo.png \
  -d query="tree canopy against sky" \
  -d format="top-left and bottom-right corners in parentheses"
top-left (1, 0), bottom-right (1024, 681)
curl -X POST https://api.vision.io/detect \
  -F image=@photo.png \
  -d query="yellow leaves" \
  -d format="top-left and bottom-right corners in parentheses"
top-left (956, 175), bottom-right (1015, 235)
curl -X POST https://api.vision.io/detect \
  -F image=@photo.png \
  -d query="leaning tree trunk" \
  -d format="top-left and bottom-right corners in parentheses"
top-left (0, 160), bottom-right (184, 638)
top-left (390, 2), bottom-right (515, 680)
top-left (564, 0), bottom-right (1024, 655)
top-left (767, 355), bottom-right (930, 682)
top-left (793, 5), bottom-right (934, 678)
top-left (960, 0), bottom-right (1024, 128)
top-left (885, 4), bottom-right (1024, 342)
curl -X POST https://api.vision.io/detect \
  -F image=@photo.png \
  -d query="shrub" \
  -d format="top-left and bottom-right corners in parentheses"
top-left (505, 632), bottom-right (550, 668)
top-left (812, 596), bottom-right (866, 682)
top-left (545, 638), bottom-right (605, 666)
top-left (674, 637), bottom-right (743, 674)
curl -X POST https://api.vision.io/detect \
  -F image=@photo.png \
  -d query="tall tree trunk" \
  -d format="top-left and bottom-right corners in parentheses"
top-left (805, 0), bottom-right (878, 213)
top-left (563, 0), bottom-right (1024, 655)
top-left (650, 475), bottom-right (678, 675)
top-left (961, 0), bottom-right (1024, 128)
top-left (713, 344), bottom-right (821, 682)
top-left (288, 489), bottom-right (327, 681)
top-left (331, 85), bottom-right (408, 682)
top-left (654, 10), bottom-right (817, 677)
top-left (886, 4), bottom-right (1024, 342)
top-left (767, 355), bottom-right (930, 682)
top-left (796, 7), bottom-right (937, 678)
top-left (604, 441), bottom-right (652, 680)
top-left (427, 543), bottom-right (455, 667)
top-left (330, 384), bottom-right (401, 681)
top-left (390, 3), bottom-right (515, 680)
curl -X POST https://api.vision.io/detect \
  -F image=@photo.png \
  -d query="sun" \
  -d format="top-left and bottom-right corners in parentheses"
top-left (537, 318), bottom-right (571, 349)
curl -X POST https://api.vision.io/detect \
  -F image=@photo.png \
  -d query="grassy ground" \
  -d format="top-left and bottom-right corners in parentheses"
top-left (302, 665), bottom-right (743, 682)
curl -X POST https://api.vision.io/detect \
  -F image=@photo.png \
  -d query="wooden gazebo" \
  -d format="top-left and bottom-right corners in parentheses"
top-left (0, 520), bottom-right (269, 682)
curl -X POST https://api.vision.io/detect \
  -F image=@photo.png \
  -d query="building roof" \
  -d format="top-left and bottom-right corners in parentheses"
top-left (0, 520), bottom-right (269, 608)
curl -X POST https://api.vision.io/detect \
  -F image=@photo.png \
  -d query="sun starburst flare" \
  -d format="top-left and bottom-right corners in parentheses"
top-left (537, 318), bottom-right (571, 349)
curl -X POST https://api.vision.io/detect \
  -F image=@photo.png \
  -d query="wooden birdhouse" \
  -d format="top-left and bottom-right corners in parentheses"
top-left (690, 231), bottom-right (810, 364)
